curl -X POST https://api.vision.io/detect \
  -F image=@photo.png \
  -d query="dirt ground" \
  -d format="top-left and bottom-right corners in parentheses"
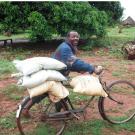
top-left (0, 51), bottom-right (135, 135)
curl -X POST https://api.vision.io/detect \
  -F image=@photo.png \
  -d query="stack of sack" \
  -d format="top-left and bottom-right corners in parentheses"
top-left (12, 57), bottom-right (69, 102)
top-left (70, 74), bottom-right (108, 97)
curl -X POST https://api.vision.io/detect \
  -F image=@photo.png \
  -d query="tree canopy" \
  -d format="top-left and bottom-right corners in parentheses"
top-left (0, 2), bottom-right (123, 41)
top-left (89, 1), bottom-right (124, 24)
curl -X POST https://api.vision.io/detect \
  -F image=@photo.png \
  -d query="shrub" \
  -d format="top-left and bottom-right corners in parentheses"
top-left (28, 11), bottom-right (52, 41)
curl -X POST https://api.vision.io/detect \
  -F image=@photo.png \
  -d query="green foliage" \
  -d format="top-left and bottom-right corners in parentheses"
top-left (49, 2), bottom-right (108, 37)
top-left (0, 23), bottom-right (4, 33)
top-left (0, 2), bottom-right (31, 33)
top-left (80, 37), bottom-right (109, 51)
top-left (0, 2), bottom-right (20, 33)
top-left (89, 1), bottom-right (124, 25)
top-left (28, 11), bottom-right (51, 41)
top-left (0, 2), bottom-right (108, 41)
top-left (27, 2), bottom-right (108, 40)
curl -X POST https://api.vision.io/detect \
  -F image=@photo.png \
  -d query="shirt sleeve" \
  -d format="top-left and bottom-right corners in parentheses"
top-left (61, 46), bottom-right (77, 67)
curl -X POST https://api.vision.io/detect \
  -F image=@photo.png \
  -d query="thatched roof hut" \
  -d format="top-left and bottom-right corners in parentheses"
top-left (122, 16), bottom-right (135, 26)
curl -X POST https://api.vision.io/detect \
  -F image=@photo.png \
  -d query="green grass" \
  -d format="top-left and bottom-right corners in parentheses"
top-left (64, 120), bottom-right (105, 135)
top-left (31, 123), bottom-right (55, 135)
top-left (18, 118), bottom-right (135, 135)
top-left (1, 109), bottom-right (135, 135)
top-left (107, 26), bottom-right (135, 39)
top-left (65, 118), bottom-right (135, 135)
top-left (108, 46), bottom-right (124, 58)
top-left (0, 48), bottom-right (33, 79)
top-left (112, 70), bottom-right (124, 77)
top-left (68, 90), bottom-right (92, 102)
top-left (82, 31), bottom-right (135, 58)
top-left (0, 112), bottom-right (16, 129)
top-left (0, 26), bottom-right (135, 135)
top-left (81, 26), bottom-right (135, 57)
top-left (28, 119), bottom-right (106, 135)
top-left (0, 59), bottom-right (15, 74)
top-left (1, 84), bottom-right (25, 100)
top-left (0, 30), bottom-right (30, 40)
top-left (0, 112), bottom-right (20, 135)
top-left (0, 59), bottom-right (16, 80)
top-left (107, 26), bottom-right (135, 45)
top-left (0, 47), bottom-right (32, 60)
top-left (108, 118), bottom-right (135, 133)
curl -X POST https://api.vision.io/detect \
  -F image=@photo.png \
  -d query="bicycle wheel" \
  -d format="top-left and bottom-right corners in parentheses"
top-left (16, 95), bottom-right (68, 135)
top-left (98, 80), bottom-right (135, 124)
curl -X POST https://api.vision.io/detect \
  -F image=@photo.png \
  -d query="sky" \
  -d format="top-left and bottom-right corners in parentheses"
top-left (120, 0), bottom-right (135, 20)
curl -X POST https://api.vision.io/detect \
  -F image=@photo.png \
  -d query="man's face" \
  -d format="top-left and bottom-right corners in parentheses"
top-left (68, 32), bottom-right (80, 46)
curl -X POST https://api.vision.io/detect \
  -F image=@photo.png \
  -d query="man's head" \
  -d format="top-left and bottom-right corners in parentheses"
top-left (66, 31), bottom-right (80, 46)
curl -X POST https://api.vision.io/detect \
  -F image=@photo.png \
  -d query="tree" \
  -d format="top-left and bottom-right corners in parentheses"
top-left (44, 2), bottom-right (108, 37)
top-left (0, 2), bottom-right (20, 33)
top-left (89, 1), bottom-right (124, 24)
top-left (28, 11), bottom-right (52, 41)
top-left (0, 2), bottom-right (108, 41)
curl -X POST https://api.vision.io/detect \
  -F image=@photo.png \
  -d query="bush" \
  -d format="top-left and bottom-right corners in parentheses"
top-left (28, 11), bottom-right (52, 41)
top-left (0, 2), bottom-right (108, 40)
top-left (49, 2), bottom-right (108, 38)
top-left (0, 2), bottom-right (20, 33)
top-left (0, 23), bottom-right (4, 33)
top-left (80, 37), bottom-right (110, 51)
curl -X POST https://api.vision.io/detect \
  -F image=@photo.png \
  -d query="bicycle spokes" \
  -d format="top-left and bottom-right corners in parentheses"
top-left (99, 80), bottom-right (135, 124)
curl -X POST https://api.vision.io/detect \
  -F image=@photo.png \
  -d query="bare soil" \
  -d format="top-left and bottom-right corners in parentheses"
top-left (0, 50), bottom-right (135, 135)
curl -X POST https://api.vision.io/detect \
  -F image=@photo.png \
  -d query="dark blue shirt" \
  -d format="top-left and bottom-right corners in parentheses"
top-left (52, 41), bottom-right (77, 67)
top-left (52, 41), bottom-right (94, 74)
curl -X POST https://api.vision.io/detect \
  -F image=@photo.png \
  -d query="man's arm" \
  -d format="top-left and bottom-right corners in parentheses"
top-left (61, 46), bottom-right (77, 67)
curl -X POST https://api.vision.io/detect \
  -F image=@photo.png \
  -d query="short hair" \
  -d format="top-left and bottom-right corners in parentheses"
top-left (66, 30), bottom-right (78, 37)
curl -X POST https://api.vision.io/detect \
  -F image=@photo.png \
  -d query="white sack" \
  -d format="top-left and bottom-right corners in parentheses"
top-left (70, 75), bottom-right (108, 97)
top-left (18, 70), bottom-right (67, 88)
top-left (28, 81), bottom-right (69, 101)
top-left (13, 59), bottom-right (42, 76)
top-left (45, 70), bottom-right (67, 81)
top-left (13, 57), bottom-right (67, 75)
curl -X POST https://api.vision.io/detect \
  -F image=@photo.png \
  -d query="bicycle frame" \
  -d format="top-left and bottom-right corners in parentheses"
top-left (46, 96), bottom-right (95, 121)
top-left (16, 71), bottom-right (135, 135)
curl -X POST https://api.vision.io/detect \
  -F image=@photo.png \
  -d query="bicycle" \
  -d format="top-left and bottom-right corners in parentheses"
top-left (16, 71), bottom-right (135, 135)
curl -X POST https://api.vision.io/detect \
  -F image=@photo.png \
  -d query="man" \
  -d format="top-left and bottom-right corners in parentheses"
top-left (52, 30), bottom-right (102, 75)
top-left (52, 30), bottom-right (103, 112)
top-left (22, 30), bottom-right (103, 117)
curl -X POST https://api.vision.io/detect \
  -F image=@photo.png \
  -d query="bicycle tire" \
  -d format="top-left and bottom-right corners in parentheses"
top-left (16, 95), bottom-right (69, 135)
top-left (98, 80), bottom-right (135, 124)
